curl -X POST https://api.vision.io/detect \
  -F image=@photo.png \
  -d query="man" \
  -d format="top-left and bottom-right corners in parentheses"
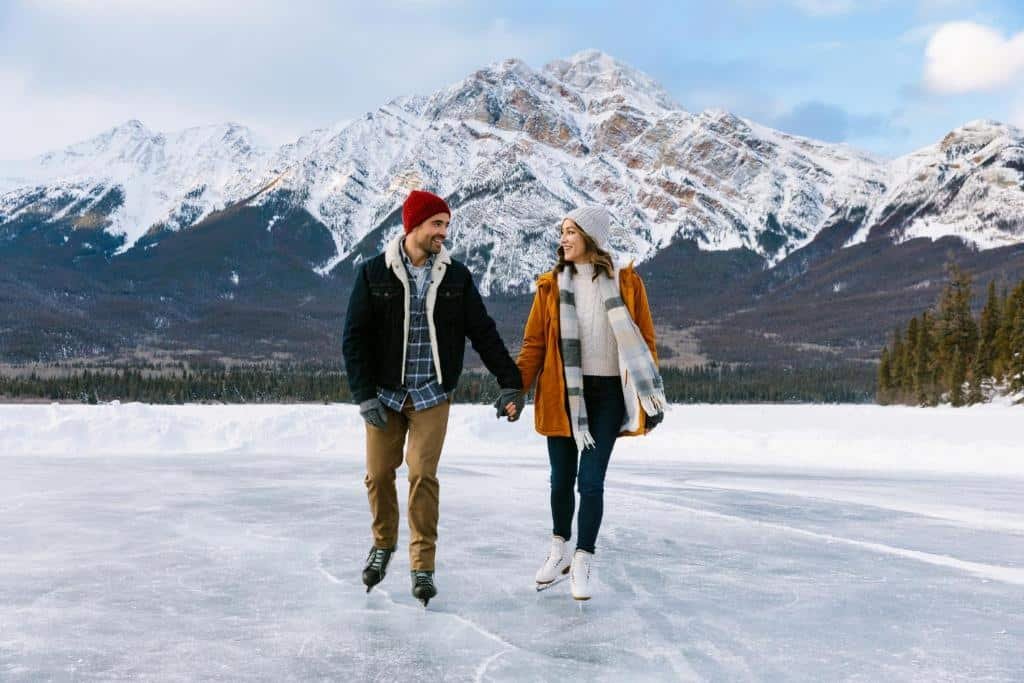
top-left (342, 189), bottom-right (524, 606)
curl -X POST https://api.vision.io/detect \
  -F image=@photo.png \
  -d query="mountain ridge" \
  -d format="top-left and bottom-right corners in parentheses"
top-left (3, 50), bottom-right (1024, 366)
top-left (4, 50), bottom-right (1023, 297)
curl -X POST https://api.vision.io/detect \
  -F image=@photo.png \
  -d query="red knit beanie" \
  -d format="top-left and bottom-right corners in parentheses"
top-left (402, 190), bottom-right (451, 234)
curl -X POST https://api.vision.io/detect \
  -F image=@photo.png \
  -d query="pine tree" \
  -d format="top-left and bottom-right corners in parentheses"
top-left (936, 263), bottom-right (977, 401)
top-left (890, 329), bottom-right (906, 401)
top-left (878, 346), bottom-right (893, 404)
top-left (994, 285), bottom-right (1017, 380)
top-left (967, 350), bottom-right (985, 404)
top-left (915, 310), bottom-right (938, 406)
top-left (949, 346), bottom-right (966, 406)
top-left (902, 316), bottom-right (920, 398)
top-left (1009, 281), bottom-right (1024, 394)
top-left (977, 280), bottom-right (1001, 379)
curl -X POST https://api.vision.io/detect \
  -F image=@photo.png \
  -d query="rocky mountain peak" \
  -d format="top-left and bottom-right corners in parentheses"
top-left (544, 49), bottom-right (678, 114)
top-left (939, 119), bottom-right (1019, 162)
top-left (421, 56), bottom-right (586, 154)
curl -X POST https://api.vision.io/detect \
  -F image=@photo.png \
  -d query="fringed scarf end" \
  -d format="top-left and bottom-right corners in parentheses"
top-left (576, 430), bottom-right (596, 453)
top-left (639, 392), bottom-right (667, 416)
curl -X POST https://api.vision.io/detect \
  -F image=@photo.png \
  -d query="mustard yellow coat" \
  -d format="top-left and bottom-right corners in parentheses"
top-left (516, 264), bottom-right (658, 438)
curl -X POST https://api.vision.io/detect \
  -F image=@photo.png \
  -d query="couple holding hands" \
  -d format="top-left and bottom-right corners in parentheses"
top-left (342, 190), bottom-right (665, 606)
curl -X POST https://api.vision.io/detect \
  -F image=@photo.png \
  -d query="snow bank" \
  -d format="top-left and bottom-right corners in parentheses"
top-left (1, 403), bottom-right (1021, 477)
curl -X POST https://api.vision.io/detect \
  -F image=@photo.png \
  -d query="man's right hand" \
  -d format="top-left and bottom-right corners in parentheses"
top-left (360, 398), bottom-right (389, 429)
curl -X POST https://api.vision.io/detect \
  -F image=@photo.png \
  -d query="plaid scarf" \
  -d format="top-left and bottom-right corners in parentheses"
top-left (557, 266), bottom-right (666, 451)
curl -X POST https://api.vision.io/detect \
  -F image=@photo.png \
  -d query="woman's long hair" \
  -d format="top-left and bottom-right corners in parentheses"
top-left (553, 222), bottom-right (615, 281)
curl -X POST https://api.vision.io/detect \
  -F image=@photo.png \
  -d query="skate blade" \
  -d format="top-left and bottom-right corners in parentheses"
top-left (535, 575), bottom-right (569, 592)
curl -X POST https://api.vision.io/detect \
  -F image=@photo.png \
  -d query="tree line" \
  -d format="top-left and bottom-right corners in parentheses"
top-left (0, 366), bottom-right (352, 404)
top-left (0, 361), bottom-right (877, 405)
top-left (877, 264), bottom-right (1024, 406)
top-left (662, 364), bottom-right (875, 404)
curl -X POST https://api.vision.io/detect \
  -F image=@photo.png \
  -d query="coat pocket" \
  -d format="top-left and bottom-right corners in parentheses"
top-left (369, 285), bottom-right (402, 323)
top-left (435, 286), bottom-right (463, 322)
top-left (370, 285), bottom-right (401, 299)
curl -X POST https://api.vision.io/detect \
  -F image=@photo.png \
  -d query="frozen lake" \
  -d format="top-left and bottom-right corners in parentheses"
top-left (1, 403), bottom-right (1022, 681)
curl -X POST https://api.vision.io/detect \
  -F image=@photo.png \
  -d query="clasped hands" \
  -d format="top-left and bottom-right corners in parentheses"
top-left (360, 389), bottom-right (525, 428)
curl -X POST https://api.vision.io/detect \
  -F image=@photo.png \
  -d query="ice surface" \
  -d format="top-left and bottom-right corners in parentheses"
top-left (1, 404), bottom-right (1022, 681)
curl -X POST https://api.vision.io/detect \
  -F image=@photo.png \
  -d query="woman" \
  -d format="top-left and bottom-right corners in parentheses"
top-left (510, 205), bottom-right (665, 601)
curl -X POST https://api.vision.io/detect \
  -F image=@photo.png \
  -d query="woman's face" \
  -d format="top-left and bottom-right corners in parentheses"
top-left (560, 219), bottom-right (589, 263)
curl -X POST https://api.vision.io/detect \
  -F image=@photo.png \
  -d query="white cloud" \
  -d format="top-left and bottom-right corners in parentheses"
top-left (0, 3), bottom-right (563, 159)
top-left (924, 21), bottom-right (1024, 94)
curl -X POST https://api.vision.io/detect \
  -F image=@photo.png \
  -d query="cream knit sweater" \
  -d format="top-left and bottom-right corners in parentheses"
top-left (572, 263), bottom-right (620, 376)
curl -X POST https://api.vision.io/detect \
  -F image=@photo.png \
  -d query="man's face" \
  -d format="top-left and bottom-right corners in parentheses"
top-left (410, 212), bottom-right (450, 254)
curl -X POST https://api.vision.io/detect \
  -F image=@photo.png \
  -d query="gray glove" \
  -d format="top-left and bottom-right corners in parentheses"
top-left (493, 388), bottom-right (524, 422)
top-left (645, 410), bottom-right (664, 432)
top-left (360, 398), bottom-right (388, 429)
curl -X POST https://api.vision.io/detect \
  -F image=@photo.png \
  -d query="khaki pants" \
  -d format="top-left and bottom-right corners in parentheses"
top-left (364, 398), bottom-right (450, 571)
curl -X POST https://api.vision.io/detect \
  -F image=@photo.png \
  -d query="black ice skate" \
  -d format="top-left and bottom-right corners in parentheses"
top-left (362, 546), bottom-right (395, 592)
top-left (411, 570), bottom-right (437, 607)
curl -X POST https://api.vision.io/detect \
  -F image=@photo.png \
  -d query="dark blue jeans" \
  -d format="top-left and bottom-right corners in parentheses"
top-left (547, 375), bottom-right (626, 554)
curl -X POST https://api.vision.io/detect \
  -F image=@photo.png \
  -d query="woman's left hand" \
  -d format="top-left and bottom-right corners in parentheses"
top-left (493, 388), bottom-right (524, 422)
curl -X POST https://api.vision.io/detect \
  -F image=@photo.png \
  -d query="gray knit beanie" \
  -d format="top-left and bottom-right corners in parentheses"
top-left (564, 206), bottom-right (612, 251)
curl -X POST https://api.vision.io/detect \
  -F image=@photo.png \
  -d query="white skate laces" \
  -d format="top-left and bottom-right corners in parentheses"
top-left (570, 549), bottom-right (593, 600)
top-left (535, 535), bottom-right (570, 585)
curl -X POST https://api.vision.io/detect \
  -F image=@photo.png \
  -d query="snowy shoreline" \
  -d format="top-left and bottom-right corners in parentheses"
top-left (2, 403), bottom-right (1021, 478)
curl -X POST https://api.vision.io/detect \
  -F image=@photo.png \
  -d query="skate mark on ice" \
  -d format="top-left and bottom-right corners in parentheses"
top-left (316, 565), bottom-right (344, 585)
top-left (315, 546), bottom-right (348, 586)
top-left (297, 634), bottom-right (314, 658)
top-left (684, 479), bottom-right (1024, 533)
top-left (313, 547), bottom-right (519, 677)
top-left (428, 605), bottom-right (520, 679)
top-left (474, 649), bottom-right (507, 682)
top-left (245, 528), bottom-right (293, 543)
top-left (616, 489), bottom-right (1024, 586)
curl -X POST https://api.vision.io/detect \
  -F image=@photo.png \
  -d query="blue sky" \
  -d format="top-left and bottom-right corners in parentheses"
top-left (1, 0), bottom-right (1022, 159)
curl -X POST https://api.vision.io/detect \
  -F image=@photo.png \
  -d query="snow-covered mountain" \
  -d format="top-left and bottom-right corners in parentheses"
top-left (0, 120), bottom-right (273, 253)
top-left (848, 119), bottom-right (1024, 249)
top-left (3, 50), bottom-right (1024, 296)
top-left (251, 50), bottom-right (892, 291)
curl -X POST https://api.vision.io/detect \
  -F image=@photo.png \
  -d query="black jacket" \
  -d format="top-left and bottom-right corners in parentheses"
top-left (342, 241), bottom-right (522, 404)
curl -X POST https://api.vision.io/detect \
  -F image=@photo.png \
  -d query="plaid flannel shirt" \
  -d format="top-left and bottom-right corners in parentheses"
top-left (377, 244), bottom-right (448, 412)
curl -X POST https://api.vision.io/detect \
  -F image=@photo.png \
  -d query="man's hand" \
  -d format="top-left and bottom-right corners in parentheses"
top-left (360, 398), bottom-right (389, 429)
top-left (645, 410), bottom-right (664, 432)
top-left (493, 388), bottom-right (524, 422)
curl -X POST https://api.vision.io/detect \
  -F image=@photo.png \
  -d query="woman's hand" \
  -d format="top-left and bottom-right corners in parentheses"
top-left (493, 388), bottom-right (524, 422)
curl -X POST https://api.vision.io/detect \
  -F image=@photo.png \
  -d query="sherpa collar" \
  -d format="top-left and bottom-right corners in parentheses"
top-left (385, 234), bottom-right (451, 270)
